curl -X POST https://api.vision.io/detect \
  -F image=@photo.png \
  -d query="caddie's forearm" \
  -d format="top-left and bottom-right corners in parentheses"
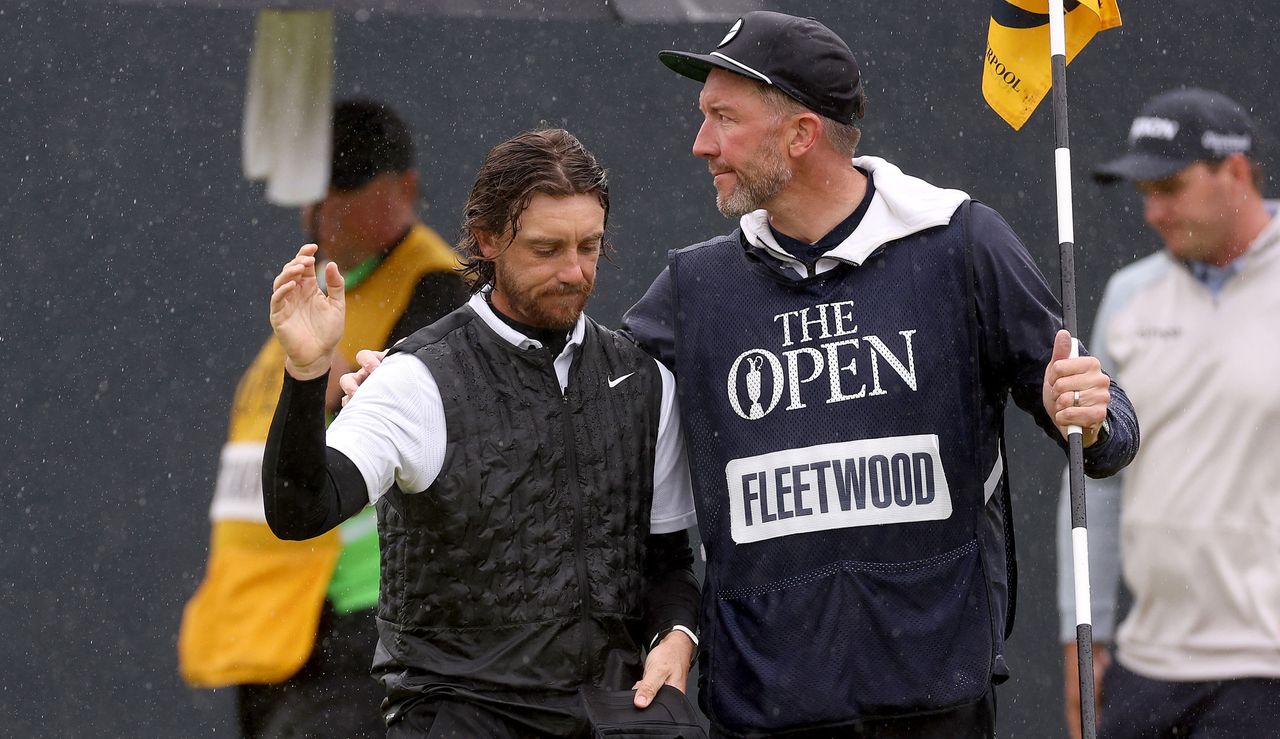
top-left (642, 529), bottom-right (700, 646)
top-left (262, 372), bottom-right (368, 539)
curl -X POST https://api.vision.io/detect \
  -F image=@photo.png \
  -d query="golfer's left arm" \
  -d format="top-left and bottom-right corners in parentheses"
top-left (634, 361), bottom-right (700, 709)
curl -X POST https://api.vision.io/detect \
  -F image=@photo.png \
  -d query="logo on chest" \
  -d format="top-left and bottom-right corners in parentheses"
top-left (1133, 325), bottom-right (1182, 340)
top-left (726, 300), bottom-right (920, 420)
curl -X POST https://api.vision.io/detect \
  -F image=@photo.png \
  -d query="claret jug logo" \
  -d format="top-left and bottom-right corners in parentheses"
top-left (722, 300), bottom-right (951, 542)
top-left (726, 300), bottom-right (920, 421)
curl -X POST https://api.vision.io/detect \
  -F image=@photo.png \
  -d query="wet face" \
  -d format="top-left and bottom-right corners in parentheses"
top-left (480, 192), bottom-right (604, 330)
top-left (693, 69), bottom-right (793, 218)
top-left (1137, 160), bottom-right (1241, 265)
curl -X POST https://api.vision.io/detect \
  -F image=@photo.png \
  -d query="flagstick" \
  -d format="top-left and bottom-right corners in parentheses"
top-left (1047, 1), bottom-right (1097, 738)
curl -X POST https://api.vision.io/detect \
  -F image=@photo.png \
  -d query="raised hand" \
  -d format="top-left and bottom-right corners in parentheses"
top-left (270, 243), bottom-right (346, 380)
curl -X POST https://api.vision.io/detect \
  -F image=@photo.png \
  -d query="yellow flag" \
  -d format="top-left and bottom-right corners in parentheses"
top-left (983, 0), bottom-right (1121, 130)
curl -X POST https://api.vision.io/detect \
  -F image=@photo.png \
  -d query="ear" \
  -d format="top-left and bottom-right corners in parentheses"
top-left (299, 202), bottom-right (317, 233)
top-left (475, 229), bottom-right (502, 260)
top-left (1222, 153), bottom-right (1254, 188)
top-left (396, 170), bottom-right (420, 201)
top-left (787, 112), bottom-right (823, 158)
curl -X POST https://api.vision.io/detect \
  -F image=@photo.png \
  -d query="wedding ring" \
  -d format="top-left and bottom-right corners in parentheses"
top-left (1072, 390), bottom-right (1082, 407)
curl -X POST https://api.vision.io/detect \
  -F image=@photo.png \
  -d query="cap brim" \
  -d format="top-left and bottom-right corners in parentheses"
top-left (659, 50), bottom-right (756, 85)
top-left (1092, 152), bottom-right (1194, 184)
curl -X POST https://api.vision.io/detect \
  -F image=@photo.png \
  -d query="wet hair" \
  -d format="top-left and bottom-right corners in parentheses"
top-left (755, 82), bottom-right (863, 158)
top-left (457, 128), bottom-right (611, 291)
top-left (330, 99), bottom-right (414, 191)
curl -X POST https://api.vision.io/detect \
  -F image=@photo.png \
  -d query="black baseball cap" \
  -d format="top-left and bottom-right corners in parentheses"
top-left (659, 11), bottom-right (864, 125)
top-left (1094, 88), bottom-right (1255, 184)
top-left (330, 99), bottom-right (415, 192)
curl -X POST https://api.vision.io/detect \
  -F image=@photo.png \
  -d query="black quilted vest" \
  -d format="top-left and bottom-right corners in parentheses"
top-left (373, 306), bottom-right (663, 704)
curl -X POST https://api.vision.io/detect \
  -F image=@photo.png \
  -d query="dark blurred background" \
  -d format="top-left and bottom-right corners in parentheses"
top-left (1, 1), bottom-right (1275, 735)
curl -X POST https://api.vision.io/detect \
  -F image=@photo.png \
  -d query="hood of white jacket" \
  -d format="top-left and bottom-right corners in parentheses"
top-left (739, 155), bottom-right (970, 277)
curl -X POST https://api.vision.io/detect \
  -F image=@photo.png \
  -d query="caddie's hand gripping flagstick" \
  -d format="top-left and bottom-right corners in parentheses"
top-left (1047, 1), bottom-right (1097, 737)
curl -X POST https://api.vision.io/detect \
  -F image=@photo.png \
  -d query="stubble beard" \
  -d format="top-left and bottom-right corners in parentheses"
top-left (494, 263), bottom-right (593, 331)
top-left (715, 140), bottom-right (794, 219)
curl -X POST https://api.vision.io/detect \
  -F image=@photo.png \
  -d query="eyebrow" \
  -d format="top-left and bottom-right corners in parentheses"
top-left (525, 231), bottom-right (605, 246)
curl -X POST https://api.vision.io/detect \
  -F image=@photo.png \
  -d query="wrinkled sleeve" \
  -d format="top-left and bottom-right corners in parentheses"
top-left (642, 529), bottom-right (700, 650)
top-left (969, 202), bottom-right (1138, 478)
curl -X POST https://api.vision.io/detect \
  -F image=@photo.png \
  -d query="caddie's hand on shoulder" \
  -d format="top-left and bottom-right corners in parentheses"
top-left (1042, 329), bottom-right (1110, 447)
top-left (270, 243), bottom-right (345, 381)
top-left (339, 348), bottom-right (387, 407)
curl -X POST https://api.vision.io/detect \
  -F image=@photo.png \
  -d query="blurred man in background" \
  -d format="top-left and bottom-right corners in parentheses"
top-left (1058, 87), bottom-right (1280, 739)
top-left (179, 99), bottom-right (468, 738)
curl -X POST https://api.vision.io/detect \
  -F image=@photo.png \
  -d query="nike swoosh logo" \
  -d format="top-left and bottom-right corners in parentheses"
top-left (607, 372), bottom-right (635, 388)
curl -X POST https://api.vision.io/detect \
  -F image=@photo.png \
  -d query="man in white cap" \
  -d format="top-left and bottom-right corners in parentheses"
top-left (1057, 87), bottom-right (1280, 739)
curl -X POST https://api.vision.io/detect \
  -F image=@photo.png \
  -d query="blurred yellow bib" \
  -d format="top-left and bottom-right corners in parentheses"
top-left (180, 522), bottom-right (340, 686)
top-left (179, 225), bottom-right (460, 687)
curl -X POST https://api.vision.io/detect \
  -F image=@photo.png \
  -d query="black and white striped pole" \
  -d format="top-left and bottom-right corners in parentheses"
top-left (1047, 1), bottom-right (1097, 737)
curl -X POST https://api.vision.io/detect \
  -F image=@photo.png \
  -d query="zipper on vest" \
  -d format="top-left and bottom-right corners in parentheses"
top-left (561, 387), bottom-right (593, 682)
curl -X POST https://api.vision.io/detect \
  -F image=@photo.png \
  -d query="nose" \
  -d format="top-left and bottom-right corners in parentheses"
top-left (556, 251), bottom-right (590, 286)
top-left (692, 116), bottom-right (717, 160)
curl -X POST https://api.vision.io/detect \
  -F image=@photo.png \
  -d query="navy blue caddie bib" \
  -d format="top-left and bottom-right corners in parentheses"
top-left (671, 203), bottom-right (1005, 733)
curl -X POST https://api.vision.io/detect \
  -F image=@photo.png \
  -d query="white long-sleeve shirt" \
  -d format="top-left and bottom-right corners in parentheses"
top-left (327, 292), bottom-right (698, 535)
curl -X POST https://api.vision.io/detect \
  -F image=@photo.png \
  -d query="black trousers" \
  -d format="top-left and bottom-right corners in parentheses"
top-left (1100, 662), bottom-right (1280, 739)
top-left (708, 692), bottom-right (996, 739)
top-left (386, 691), bottom-right (590, 739)
top-left (385, 687), bottom-right (708, 739)
top-left (236, 605), bottom-right (385, 739)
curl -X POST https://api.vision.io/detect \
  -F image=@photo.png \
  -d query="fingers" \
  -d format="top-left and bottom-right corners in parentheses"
top-left (1052, 373), bottom-right (1111, 431)
top-left (1053, 382), bottom-right (1112, 413)
top-left (1044, 331), bottom-right (1090, 386)
top-left (1045, 330), bottom-right (1110, 432)
top-left (340, 349), bottom-right (386, 407)
top-left (1050, 328), bottom-right (1073, 364)
top-left (633, 632), bottom-right (693, 709)
top-left (339, 367), bottom-right (369, 408)
top-left (355, 349), bottom-right (386, 373)
top-left (631, 668), bottom-right (669, 709)
top-left (272, 244), bottom-right (321, 292)
top-left (323, 260), bottom-right (345, 303)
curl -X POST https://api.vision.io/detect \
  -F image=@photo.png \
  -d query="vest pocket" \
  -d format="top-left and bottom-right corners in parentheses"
top-left (706, 539), bottom-right (992, 731)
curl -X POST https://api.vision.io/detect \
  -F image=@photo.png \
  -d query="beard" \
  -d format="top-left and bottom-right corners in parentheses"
top-left (493, 261), bottom-right (593, 331)
top-left (715, 135), bottom-right (794, 218)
